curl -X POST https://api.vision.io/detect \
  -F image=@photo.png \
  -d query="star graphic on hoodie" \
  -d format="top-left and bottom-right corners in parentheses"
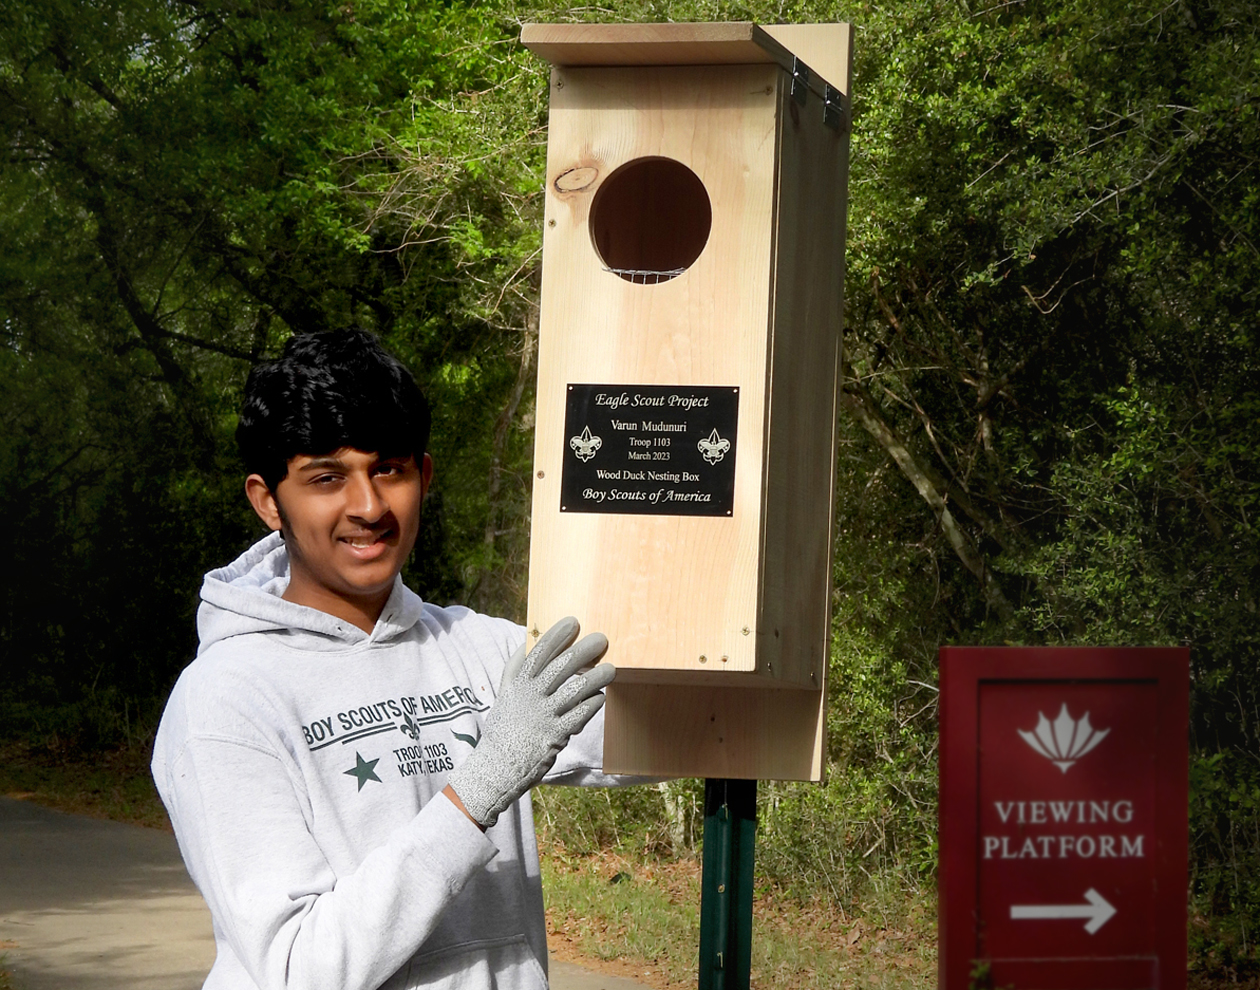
top-left (344, 752), bottom-right (382, 791)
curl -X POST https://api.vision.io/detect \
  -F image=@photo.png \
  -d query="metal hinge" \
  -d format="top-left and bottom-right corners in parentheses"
top-left (791, 56), bottom-right (810, 106)
top-left (823, 83), bottom-right (849, 132)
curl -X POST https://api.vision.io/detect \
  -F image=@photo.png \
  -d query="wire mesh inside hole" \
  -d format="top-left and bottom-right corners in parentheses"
top-left (590, 158), bottom-right (711, 284)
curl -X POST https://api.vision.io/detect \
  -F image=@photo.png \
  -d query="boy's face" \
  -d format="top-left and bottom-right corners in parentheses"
top-left (245, 448), bottom-right (431, 626)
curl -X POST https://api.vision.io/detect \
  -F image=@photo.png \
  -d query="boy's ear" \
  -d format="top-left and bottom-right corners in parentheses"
top-left (245, 474), bottom-right (283, 532)
top-left (421, 452), bottom-right (433, 495)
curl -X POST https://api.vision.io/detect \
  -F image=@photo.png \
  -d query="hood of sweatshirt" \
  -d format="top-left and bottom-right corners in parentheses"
top-left (196, 533), bottom-right (425, 655)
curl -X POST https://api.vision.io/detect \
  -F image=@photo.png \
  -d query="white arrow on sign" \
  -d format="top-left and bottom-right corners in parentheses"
top-left (1010, 888), bottom-right (1117, 935)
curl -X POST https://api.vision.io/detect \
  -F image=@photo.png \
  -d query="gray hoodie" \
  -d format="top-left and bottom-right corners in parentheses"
top-left (152, 533), bottom-right (612, 990)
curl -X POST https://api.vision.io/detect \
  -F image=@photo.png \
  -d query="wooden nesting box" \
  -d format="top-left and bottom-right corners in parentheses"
top-left (522, 22), bottom-right (853, 781)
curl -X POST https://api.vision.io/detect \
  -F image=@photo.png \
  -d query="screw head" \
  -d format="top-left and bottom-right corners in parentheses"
top-left (547, 218), bottom-right (556, 227)
top-left (537, 470), bottom-right (545, 478)
top-left (699, 655), bottom-right (708, 663)
top-left (741, 626), bottom-right (750, 636)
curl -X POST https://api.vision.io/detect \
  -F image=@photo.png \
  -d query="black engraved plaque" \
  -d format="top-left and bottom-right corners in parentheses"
top-left (560, 384), bottom-right (739, 516)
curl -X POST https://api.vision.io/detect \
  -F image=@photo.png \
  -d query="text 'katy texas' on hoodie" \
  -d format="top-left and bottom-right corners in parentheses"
top-left (152, 532), bottom-right (618, 990)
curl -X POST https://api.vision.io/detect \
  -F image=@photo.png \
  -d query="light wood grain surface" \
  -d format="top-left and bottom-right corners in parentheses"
top-left (527, 62), bottom-right (780, 680)
top-left (524, 26), bottom-right (851, 779)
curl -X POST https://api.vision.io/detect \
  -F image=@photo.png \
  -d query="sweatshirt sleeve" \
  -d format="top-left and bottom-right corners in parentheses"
top-left (159, 732), bottom-right (497, 990)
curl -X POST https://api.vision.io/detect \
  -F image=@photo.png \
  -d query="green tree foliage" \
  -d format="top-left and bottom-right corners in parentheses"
top-left (836, 0), bottom-right (1260, 963)
top-left (0, 0), bottom-right (548, 738)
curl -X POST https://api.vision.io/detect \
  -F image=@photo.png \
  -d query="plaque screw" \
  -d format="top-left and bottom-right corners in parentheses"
top-left (811, 671), bottom-right (818, 684)
top-left (530, 626), bottom-right (540, 638)
top-left (555, 79), bottom-right (564, 89)
top-left (717, 883), bottom-right (726, 893)
top-left (720, 655), bottom-right (729, 663)
top-left (547, 219), bottom-right (556, 227)
top-left (699, 654), bottom-right (708, 663)
top-left (767, 662), bottom-right (775, 674)
top-left (741, 626), bottom-right (750, 636)
top-left (537, 470), bottom-right (545, 478)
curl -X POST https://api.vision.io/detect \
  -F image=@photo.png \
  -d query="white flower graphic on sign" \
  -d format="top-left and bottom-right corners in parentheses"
top-left (697, 428), bottom-right (731, 465)
top-left (569, 426), bottom-right (602, 462)
top-left (1018, 703), bottom-right (1110, 773)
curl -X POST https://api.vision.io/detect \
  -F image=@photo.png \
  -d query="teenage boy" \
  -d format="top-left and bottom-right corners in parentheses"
top-left (152, 328), bottom-right (618, 990)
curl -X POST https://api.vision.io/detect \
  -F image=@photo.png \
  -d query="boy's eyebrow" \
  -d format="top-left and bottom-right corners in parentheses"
top-left (295, 455), bottom-right (350, 472)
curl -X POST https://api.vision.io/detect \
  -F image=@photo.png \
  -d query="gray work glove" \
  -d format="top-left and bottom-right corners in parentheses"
top-left (448, 617), bottom-right (615, 828)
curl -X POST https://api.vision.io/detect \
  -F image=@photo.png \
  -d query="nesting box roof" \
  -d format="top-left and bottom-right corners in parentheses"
top-left (521, 22), bottom-right (851, 96)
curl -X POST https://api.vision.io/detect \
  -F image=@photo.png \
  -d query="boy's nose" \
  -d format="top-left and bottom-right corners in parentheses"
top-left (346, 475), bottom-right (388, 522)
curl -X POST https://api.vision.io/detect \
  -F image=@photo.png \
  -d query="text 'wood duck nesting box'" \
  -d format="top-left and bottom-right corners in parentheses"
top-left (521, 22), bottom-right (853, 781)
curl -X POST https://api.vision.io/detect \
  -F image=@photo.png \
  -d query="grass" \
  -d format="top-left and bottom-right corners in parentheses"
top-left (540, 844), bottom-right (936, 990)
top-left (0, 738), bottom-right (170, 830)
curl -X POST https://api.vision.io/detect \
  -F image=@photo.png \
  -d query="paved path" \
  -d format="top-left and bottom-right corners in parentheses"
top-left (0, 797), bottom-right (648, 990)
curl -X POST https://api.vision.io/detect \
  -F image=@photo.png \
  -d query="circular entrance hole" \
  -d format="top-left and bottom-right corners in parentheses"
top-left (589, 157), bottom-right (712, 284)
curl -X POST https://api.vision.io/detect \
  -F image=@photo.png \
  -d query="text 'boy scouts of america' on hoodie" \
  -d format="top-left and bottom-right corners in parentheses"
top-left (152, 532), bottom-right (624, 990)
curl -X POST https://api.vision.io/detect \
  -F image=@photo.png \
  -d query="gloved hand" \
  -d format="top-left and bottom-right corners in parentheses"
top-left (448, 617), bottom-right (615, 828)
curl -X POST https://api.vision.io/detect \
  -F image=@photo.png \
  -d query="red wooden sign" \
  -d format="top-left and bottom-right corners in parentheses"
top-left (940, 647), bottom-right (1188, 990)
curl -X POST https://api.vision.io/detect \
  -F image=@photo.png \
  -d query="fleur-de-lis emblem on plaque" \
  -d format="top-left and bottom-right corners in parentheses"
top-left (569, 426), bottom-right (602, 462)
top-left (697, 428), bottom-right (731, 465)
top-left (1018, 703), bottom-right (1110, 773)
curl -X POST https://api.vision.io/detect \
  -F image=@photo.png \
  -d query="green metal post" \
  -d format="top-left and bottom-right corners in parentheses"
top-left (698, 778), bottom-right (756, 990)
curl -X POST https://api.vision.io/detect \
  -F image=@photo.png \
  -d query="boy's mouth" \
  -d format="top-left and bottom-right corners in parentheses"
top-left (340, 531), bottom-right (392, 549)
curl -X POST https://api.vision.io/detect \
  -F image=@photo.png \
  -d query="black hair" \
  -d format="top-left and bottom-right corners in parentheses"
top-left (236, 328), bottom-right (431, 492)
